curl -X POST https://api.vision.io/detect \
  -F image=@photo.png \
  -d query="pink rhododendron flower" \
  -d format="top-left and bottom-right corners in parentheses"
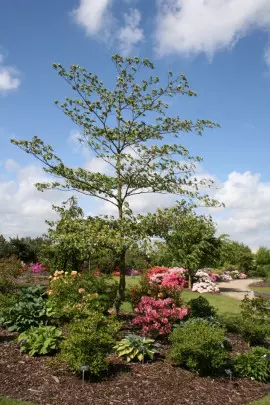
top-left (31, 262), bottom-right (46, 273)
top-left (133, 296), bottom-right (188, 338)
top-left (147, 267), bottom-right (187, 292)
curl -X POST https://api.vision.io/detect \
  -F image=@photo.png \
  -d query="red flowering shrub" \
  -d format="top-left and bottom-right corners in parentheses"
top-left (146, 266), bottom-right (169, 278)
top-left (133, 296), bottom-right (188, 338)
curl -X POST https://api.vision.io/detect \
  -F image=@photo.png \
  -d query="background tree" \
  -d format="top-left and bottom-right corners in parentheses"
top-left (142, 206), bottom-right (221, 287)
top-left (255, 247), bottom-right (270, 267)
top-left (12, 55), bottom-right (219, 311)
top-left (254, 247), bottom-right (270, 279)
top-left (217, 239), bottom-right (254, 273)
top-left (0, 235), bottom-right (12, 259)
top-left (0, 234), bottom-right (44, 262)
top-left (8, 237), bottom-right (44, 263)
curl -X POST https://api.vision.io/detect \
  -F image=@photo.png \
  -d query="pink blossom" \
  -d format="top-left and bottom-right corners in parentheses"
top-left (133, 296), bottom-right (188, 338)
top-left (31, 262), bottom-right (46, 273)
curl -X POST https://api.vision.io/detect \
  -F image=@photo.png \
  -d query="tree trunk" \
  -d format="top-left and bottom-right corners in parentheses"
top-left (114, 249), bottom-right (126, 314)
top-left (188, 272), bottom-right (192, 289)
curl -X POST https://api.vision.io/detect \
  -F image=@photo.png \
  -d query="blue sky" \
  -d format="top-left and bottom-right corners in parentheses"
top-left (1, 0), bottom-right (270, 249)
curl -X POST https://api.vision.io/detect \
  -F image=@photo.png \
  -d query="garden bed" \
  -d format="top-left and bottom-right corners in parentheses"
top-left (0, 328), bottom-right (269, 405)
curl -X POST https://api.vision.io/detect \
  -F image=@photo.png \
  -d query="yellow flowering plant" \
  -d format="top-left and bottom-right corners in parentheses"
top-left (46, 271), bottom-right (117, 323)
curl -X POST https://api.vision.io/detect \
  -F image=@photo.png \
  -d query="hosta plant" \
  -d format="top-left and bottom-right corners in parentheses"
top-left (114, 334), bottom-right (159, 363)
top-left (1, 286), bottom-right (47, 332)
top-left (18, 325), bottom-right (63, 356)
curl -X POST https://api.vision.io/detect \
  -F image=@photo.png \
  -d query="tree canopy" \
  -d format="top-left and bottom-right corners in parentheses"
top-left (11, 54), bottom-right (219, 310)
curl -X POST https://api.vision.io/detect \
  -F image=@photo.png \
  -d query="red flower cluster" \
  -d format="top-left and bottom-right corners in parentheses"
top-left (133, 296), bottom-right (188, 338)
top-left (146, 266), bottom-right (169, 278)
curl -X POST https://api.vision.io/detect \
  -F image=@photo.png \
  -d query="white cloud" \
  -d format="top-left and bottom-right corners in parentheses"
top-left (85, 157), bottom-right (111, 174)
top-left (213, 171), bottom-right (270, 249)
top-left (264, 46), bottom-right (270, 66)
top-left (0, 161), bottom-right (69, 238)
top-left (155, 0), bottom-right (270, 65)
top-left (2, 157), bottom-right (270, 249)
top-left (72, 0), bottom-right (113, 36)
top-left (5, 159), bottom-right (20, 172)
top-left (0, 54), bottom-right (20, 92)
top-left (118, 8), bottom-right (144, 56)
top-left (72, 1), bottom-right (144, 55)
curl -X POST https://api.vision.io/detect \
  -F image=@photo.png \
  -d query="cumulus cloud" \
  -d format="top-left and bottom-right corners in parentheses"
top-left (71, 0), bottom-right (144, 55)
top-left (85, 157), bottom-right (111, 174)
top-left (72, 0), bottom-right (113, 36)
top-left (118, 8), bottom-right (144, 56)
top-left (213, 171), bottom-right (270, 249)
top-left (1, 157), bottom-right (270, 249)
top-left (0, 54), bottom-right (20, 93)
top-left (0, 160), bottom-right (69, 238)
top-left (155, 0), bottom-right (270, 65)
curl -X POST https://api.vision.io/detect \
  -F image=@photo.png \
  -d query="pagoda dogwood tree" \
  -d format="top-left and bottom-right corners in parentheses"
top-left (11, 54), bottom-right (219, 311)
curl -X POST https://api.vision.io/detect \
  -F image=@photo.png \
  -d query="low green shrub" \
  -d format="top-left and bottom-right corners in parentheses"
top-left (60, 312), bottom-right (121, 377)
top-left (18, 325), bottom-right (62, 356)
top-left (114, 335), bottom-right (159, 363)
top-left (233, 347), bottom-right (270, 382)
top-left (240, 319), bottom-right (270, 345)
top-left (187, 296), bottom-right (216, 319)
top-left (240, 296), bottom-right (270, 345)
top-left (1, 286), bottom-right (47, 332)
top-left (218, 314), bottom-right (242, 334)
top-left (168, 319), bottom-right (229, 376)
top-left (220, 296), bottom-right (270, 345)
top-left (241, 296), bottom-right (270, 320)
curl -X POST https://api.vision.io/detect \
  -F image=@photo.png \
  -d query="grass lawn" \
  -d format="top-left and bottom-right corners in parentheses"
top-left (0, 398), bottom-right (35, 405)
top-left (120, 276), bottom-right (242, 315)
top-left (253, 287), bottom-right (270, 293)
top-left (250, 395), bottom-right (270, 404)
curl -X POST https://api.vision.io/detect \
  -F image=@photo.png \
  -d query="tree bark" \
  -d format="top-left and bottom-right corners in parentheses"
top-left (114, 249), bottom-right (126, 314)
top-left (188, 272), bottom-right (192, 289)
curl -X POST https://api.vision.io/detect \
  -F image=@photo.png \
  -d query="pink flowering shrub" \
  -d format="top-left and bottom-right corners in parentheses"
top-left (239, 273), bottom-right (247, 279)
top-left (148, 267), bottom-right (186, 290)
top-left (31, 262), bottom-right (46, 273)
top-left (133, 296), bottom-right (188, 338)
top-left (208, 273), bottom-right (220, 282)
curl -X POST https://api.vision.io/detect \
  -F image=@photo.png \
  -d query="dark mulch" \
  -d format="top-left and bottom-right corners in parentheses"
top-left (1, 329), bottom-right (270, 405)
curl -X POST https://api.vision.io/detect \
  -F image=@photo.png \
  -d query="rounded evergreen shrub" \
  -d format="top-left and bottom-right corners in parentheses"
top-left (168, 319), bottom-right (229, 375)
top-left (187, 296), bottom-right (216, 319)
top-left (60, 312), bottom-right (121, 378)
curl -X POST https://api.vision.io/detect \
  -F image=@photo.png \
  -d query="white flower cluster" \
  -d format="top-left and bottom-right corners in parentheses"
top-left (219, 273), bottom-right (233, 282)
top-left (192, 270), bottom-right (220, 294)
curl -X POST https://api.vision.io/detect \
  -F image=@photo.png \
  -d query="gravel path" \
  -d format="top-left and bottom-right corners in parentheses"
top-left (218, 278), bottom-right (262, 300)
